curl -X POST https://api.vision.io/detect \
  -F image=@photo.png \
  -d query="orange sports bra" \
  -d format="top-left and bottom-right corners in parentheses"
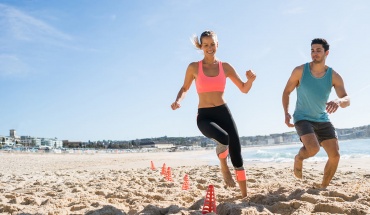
top-left (196, 61), bottom-right (226, 93)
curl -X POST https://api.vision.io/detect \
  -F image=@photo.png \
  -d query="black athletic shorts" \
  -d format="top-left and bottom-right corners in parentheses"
top-left (295, 120), bottom-right (337, 144)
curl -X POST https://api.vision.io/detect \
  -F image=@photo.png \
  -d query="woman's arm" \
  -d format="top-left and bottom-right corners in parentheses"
top-left (171, 63), bottom-right (197, 110)
top-left (223, 62), bottom-right (256, 94)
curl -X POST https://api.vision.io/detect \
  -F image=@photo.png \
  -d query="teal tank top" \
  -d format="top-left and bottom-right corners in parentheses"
top-left (293, 63), bottom-right (332, 123)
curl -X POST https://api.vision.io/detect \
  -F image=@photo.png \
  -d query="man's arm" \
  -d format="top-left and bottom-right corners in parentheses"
top-left (282, 66), bottom-right (302, 127)
top-left (326, 70), bottom-right (350, 114)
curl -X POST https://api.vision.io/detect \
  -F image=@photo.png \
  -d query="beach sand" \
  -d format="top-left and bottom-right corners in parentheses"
top-left (0, 150), bottom-right (369, 215)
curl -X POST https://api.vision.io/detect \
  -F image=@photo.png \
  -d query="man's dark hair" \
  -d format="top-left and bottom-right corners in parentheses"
top-left (311, 38), bottom-right (329, 52)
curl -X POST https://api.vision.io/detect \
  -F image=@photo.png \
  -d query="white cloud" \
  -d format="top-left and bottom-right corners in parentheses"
top-left (0, 3), bottom-right (72, 42)
top-left (0, 3), bottom-right (77, 77)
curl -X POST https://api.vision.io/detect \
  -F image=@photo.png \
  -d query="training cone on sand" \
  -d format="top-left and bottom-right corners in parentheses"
top-left (150, 161), bottom-right (156, 170)
top-left (165, 167), bottom-right (173, 182)
top-left (182, 174), bottom-right (190, 190)
top-left (161, 163), bottom-right (167, 176)
top-left (202, 185), bottom-right (217, 214)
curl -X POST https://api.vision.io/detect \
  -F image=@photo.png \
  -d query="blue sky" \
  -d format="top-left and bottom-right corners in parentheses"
top-left (0, 1), bottom-right (369, 141)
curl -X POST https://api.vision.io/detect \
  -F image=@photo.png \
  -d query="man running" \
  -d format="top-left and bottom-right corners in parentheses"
top-left (282, 38), bottom-right (350, 188)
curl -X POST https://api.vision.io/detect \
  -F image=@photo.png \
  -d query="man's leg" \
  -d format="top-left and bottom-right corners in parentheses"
top-left (294, 133), bottom-right (320, 179)
top-left (319, 138), bottom-right (340, 188)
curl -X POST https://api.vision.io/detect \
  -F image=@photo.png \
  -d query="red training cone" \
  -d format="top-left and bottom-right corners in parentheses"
top-left (182, 174), bottom-right (190, 190)
top-left (150, 161), bottom-right (156, 170)
top-left (202, 185), bottom-right (217, 214)
top-left (161, 163), bottom-right (167, 176)
top-left (165, 167), bottom-right (173, 182)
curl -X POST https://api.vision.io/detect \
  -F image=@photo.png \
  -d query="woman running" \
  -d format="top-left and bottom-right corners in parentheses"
top-left (170, 30), bottom-right (256, 198)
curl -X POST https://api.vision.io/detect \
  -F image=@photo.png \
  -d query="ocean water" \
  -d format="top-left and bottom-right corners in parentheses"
top-left (203, 138), bottom-right (370, 164)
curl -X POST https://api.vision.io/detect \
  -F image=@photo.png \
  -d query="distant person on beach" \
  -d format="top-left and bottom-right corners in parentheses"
top-left (170, 30), bottom-right (256, 198)
top-left (282, 38), bottom-right (350, 188)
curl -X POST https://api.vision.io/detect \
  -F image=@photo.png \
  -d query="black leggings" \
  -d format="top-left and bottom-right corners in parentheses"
top-left (197, 104), bottom-right (243, 168)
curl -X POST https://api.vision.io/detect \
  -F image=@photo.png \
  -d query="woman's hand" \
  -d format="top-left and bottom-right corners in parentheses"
top-left (171, 101), bottom-right (181, 110)
top-left (246, 70), bottom-right (256, 82)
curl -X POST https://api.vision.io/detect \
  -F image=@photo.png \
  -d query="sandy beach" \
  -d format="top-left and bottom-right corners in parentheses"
top-left (0, 150), bottom-right (369, 215)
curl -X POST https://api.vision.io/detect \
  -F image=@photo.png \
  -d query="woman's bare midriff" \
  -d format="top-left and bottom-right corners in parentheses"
top-left (198, 92), bottom-right (226, 108)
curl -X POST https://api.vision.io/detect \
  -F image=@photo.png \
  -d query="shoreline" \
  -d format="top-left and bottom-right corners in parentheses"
top-left (2, 147), bottom-right (370, 171)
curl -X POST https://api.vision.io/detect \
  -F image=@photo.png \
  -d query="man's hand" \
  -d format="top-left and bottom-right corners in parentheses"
top-left (326, 100), bottom-right (340, 114)
top-left (285, 113), bottom-right (295, 127)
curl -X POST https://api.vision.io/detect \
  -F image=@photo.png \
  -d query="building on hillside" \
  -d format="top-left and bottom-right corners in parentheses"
top-left (266, 137), bottom-right (275, 145)
top-left (20, 136), bottom-right (60, 148)
top-left (139, 142), bottom-right (155, 148)
top-left (155, 142), bottom-right (176, 152)
top-left (20, 136), bottom-right (35, 147)
top-left (2, 130), bottom-right (62, 149)
top-left (41, 138), bottom-right (63, 148)
top-left (270, 134), bottom-right (284, 144)
top-left (275, 136), bottom-right (284, 144)
top-left (140, 141), bottom-right (175, 149)
top-left (10, 129), bottom-right (18, 138)
top-left (33, 138), bottom-right (42, 147)
top-left (62, 140), bottom-right (83, 148)
top-left (1, 136), bottom-right (15, 146)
